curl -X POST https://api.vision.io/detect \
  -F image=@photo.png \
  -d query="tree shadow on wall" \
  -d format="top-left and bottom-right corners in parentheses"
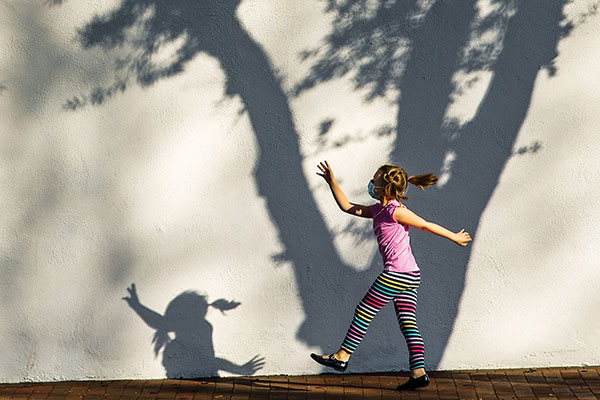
top-left (296, 0), bottom-right (573, 368)
top-left (71, 0), bottom-right (388, 372)
top-left (123, 283), bottom-right (265, 378)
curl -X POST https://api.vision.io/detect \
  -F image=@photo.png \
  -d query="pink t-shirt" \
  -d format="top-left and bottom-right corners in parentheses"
top-left (370, 200), bottom-right (419, 273)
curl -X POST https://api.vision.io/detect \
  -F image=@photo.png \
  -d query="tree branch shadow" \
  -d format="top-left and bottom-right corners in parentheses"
top-left (63, 0), bottom-right (596, 374)
top-left (68, 0), bottom-right (384, 374)
top-left (296, 0), bottom-right (574, 369)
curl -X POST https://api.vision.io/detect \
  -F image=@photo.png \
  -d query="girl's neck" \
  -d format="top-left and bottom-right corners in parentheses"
top-left (380, 197), bottom-right (399, 207)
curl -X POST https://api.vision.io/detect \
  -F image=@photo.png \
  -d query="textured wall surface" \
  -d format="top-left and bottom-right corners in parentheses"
top-left (1, 0), bottom-right (599, 383)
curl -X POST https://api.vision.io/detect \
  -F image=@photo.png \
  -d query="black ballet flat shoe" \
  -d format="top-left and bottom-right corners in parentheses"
top-left (310, 353), bottom-right (348, 372)
top-left (396, 374), bottom-right (430, 390)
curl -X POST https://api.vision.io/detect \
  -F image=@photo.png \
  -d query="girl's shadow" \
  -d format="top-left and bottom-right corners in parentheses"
top-left (123, 283), bottom-right (265, 378)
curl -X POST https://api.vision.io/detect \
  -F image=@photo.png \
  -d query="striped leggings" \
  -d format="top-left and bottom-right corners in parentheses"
top-left (340, 269), bottom-right (424, 370)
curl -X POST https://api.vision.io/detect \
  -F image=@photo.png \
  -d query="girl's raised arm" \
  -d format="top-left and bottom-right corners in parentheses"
top-left (317, 161), bottom-right (372, 218)
top-left (393, 206), bottom-right (472, 246)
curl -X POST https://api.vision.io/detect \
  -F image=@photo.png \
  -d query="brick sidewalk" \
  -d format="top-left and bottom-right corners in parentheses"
top-left (1, 367), bottom-right (599, 400)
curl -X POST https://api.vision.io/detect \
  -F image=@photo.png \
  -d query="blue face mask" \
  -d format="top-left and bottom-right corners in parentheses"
top-left (368, 180), bottom-right (381, 200)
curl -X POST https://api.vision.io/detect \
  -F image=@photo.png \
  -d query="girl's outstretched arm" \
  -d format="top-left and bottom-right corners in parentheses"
top-left (317, 161), bottom-right (372, 218)
top-left (393, 207), bottom-right (472, 246)
top-left (122, 283), bottom-right (167, 330)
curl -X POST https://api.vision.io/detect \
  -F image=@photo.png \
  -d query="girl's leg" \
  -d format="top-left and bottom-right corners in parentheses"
top-left (393, 284), bottom-right (425, 374)
top-left (339, 270), bottom-right (417, 356)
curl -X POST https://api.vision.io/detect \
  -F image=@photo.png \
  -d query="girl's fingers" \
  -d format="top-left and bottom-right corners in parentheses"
top-left (456, 228), bottom-right (472, 246)
top-left (317, 161), bottom-right (331, 177)
top-left (458, 229), bottom-right (472, 240)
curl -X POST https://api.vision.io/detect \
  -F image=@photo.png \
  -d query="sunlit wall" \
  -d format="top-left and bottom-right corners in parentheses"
top-left (1, 0), bottom-right (599, 382)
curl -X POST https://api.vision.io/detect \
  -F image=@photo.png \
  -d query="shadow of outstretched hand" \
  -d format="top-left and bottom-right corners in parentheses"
top-left (122, 283), bottom-right (140, 307)
top-left (215, 354), bottom-right (266, 375)
top-left (239, 355), bottom-right (266, 375)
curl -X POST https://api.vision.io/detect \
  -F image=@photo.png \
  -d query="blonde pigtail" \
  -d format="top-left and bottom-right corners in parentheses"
top-left (407, 173), bottom-right (438, 190)
top-left (376, 164), bottom-right (438, 202)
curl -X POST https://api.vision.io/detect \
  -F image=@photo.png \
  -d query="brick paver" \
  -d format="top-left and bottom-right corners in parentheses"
top-left (0, 367), bottom-right (598, 400)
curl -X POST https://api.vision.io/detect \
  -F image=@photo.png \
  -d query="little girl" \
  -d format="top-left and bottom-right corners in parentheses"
top-left (311, 161), bottom-right (471, 390)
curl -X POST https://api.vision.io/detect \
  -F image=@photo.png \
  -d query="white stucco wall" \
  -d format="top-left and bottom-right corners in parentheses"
top-left (1, 0), bottom-right (599, 383)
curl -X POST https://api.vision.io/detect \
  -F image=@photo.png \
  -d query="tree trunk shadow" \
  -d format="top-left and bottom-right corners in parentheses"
top-left (296, 0), bottom-right (571, 370)
top-left (75, 0), bottom-right (380, 367)
top-left (74, 0), bottom-right (571, 373)
top-left (391, 0), bottom-right (570, 368)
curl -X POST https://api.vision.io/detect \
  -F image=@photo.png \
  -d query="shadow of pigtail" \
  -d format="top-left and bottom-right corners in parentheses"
top-left (152, 330), bottom-right (170, 357)
top-left (210, 299), bottom-right (241, 314)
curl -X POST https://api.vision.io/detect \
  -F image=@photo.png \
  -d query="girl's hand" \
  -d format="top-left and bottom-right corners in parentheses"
top-left (316, 160), bottom-right (335, 184)
top-left (454, 229), bottom-right (472, 246)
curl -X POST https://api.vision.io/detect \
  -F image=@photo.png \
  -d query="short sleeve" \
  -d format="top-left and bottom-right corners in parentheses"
top-left (386, 201), bottom-right (405, 222)
top-left (387, 203), bottom-right (398, 219)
